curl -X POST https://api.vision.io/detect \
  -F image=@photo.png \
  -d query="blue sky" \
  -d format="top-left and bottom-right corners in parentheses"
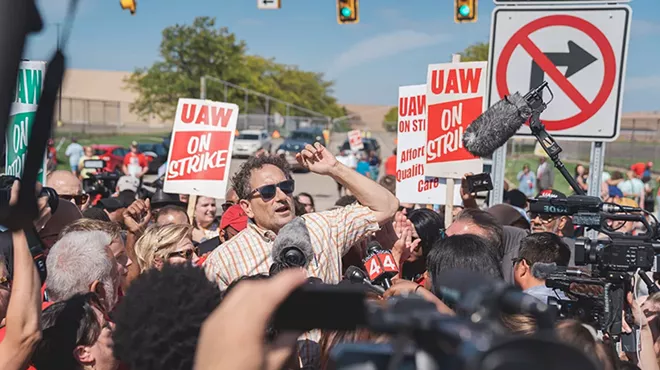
top-left (26, 0), bottom-right (660, 112)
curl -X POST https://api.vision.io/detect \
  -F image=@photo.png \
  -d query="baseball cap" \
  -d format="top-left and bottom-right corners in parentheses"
top-left (536, 189), bottom-right (567, 200)
top-left (131, 141), bottom-right (138, 147)
top-left (219, 204), bottom-right (248, 232)
top-left (117, 176), bottom-right (139, 193)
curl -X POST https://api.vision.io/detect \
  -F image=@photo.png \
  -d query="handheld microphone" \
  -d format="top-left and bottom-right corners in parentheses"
top-left (462, 92), bottom-right (532, 157)
top-left (362, 241), bottom-right (398, 290)
top-left (270, 217), bottom-right (313, 276)
top-left (344, 266), bottom-right (386, 295)
top-left (638, 271), bottom-right (660, 295)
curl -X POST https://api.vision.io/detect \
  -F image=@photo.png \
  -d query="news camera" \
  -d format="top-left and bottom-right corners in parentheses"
top-left (81, 159), bottom-right (121, 202)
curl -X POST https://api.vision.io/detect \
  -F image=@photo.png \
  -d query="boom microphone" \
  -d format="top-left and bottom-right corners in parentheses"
top-left (462, 92), bottom-right (533, 158)
top-left (270, 217), bottom-right (313, 275)
top-left (344, 266), bottom-right (386, 295)
top-left (362, 241), bottom-right (398, 290)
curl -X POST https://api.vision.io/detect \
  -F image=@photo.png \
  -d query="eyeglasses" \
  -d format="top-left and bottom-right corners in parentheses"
top-left (60, 193), bottom-right (89, 206)
top-left (248, 180), bottom-right (295, 201)
top-left (221, 201), bottom-right (235, 212)
top-left (528, 212), bottom-right (555, 223)
top-left (167, 247), bottom-right (198, 260)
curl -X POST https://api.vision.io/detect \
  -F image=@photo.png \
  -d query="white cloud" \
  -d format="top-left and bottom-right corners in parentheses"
top-left (325, 30), bottom-right (449, 78)
top-left (625, 75), bottom-right (660, 92)
top-left (632, 20), bottom-right (660, 37)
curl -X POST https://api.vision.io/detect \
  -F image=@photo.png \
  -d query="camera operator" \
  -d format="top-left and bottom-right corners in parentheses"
top-left (530, 189), bottom-right (577, 266)
top-left (512, 232), bottom-right (570, 304)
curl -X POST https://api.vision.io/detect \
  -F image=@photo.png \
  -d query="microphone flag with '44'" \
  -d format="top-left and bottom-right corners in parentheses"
top-left (362, 241), bottom-right (398, 289)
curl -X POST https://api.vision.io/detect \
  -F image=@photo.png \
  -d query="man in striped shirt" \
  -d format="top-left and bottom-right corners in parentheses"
top-left (203, 142), bottom-right (399, 368)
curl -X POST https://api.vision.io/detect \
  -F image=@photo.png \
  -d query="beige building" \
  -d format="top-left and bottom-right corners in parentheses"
top-left (59, 68), bottom-right (660, 139)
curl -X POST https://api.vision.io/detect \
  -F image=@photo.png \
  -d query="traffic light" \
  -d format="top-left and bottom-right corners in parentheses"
top-left (455, 0), bottom-right (477, 23)
top-left (337, 0), bottom-right (359, 24)
top-left (120, 0), bottom-right (136, 15)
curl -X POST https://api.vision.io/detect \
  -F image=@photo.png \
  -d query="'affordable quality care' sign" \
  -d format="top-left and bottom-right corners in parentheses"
top-left (396, 84), bottom-right (461, 205)
top-left (425, 61), bottom-right (486, 178)
top-left (5, 61), bottom-right (47, 184)
top-left (164, 98), bottom-right (239, 198)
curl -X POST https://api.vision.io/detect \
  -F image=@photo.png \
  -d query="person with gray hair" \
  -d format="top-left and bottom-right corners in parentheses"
top-left (45, 231), bottom-right (120, 311)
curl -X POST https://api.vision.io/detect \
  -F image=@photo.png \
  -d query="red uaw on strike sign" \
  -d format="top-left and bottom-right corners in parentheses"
top-left (488, 5), bottom-right (631, 141)
top-left (164, 98), bottom-right (239, 198)
top-left (425, 61), bottom-right (485, 178)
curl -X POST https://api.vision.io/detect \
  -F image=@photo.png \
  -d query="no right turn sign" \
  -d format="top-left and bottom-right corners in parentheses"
top-left (487, 5), bottom-right (631, 141)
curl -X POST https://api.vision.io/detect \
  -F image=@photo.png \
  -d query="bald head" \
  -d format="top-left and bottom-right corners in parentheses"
top-left (47, 170), bottom-right (82, 197)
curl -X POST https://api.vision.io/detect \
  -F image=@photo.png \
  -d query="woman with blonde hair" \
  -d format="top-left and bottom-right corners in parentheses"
top-left (134, 223), bottom-right (199, 272)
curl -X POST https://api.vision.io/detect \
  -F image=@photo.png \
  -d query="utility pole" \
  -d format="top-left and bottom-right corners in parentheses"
top-left (56, 23), bottom-right (62, 122)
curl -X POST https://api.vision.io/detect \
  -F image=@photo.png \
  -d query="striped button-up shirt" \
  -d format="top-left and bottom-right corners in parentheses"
top-left (203, 203), bottom-right (379, 369)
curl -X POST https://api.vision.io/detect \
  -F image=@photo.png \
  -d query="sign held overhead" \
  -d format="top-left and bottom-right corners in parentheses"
top-left (425, 61), bottom-right (485, 178)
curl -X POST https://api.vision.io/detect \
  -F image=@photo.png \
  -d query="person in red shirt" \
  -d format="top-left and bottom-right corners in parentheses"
top-left (384, 148), bottom-right (397, 177)
top-left (631, 162), bottom-right (646, 178)
top-left (122, 142), bottom-right (148, 179)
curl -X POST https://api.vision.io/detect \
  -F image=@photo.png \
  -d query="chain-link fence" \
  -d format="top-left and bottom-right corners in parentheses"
top-left (54, 97), bottom-right (331, 135)
top-left (384, 114), bottom-right (660, 170)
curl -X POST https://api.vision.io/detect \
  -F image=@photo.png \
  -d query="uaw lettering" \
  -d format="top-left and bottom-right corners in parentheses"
top-left (12, 67), bottom-right (42, 105)
top-left (398, 94), bottom-right (426, 133)
top-left (180, 102), bottom-right (234, 127)
top-left (427, 67), bottom-right (482, 162)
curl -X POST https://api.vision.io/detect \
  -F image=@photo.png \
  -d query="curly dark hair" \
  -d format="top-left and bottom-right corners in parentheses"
top-left (231, 155), bottom-right (292, 200)
top-left (112, 264), bottom-right (222, 370)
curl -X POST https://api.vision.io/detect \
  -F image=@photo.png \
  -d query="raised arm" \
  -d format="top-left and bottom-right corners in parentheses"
top-left (0, 230), bottom-right (43, 370)
top-left (297, 143), bottom-right (399, 224)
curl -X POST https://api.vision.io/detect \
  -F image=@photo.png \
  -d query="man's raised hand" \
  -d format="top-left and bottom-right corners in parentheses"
top-left (123, 198), bottom-right (151, 234)
top-left (295, 142), bottom-right (338, 175)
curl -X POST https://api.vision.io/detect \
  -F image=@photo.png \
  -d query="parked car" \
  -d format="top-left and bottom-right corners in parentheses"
top-left (91, 144), bottom-right (127, 172)
top-left (232, 130), bottom-right (272, 158)
top-left (339, 138), bottom-right (381, 158)
top-left (138, 143), bottom-right (168, 174)
top-left (288, 127), bottom-right (326, 147)
top-left (276, 140), bottom-right (310, 172)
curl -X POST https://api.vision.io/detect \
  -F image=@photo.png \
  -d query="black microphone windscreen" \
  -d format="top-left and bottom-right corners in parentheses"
top-left (463, 92), bottom-right (532, 157)
top-left (272, 217), bottom-right (313, 267)
top-left (366, 240), bottom-right (382, 254)
top-left (345, 266), bottom-right (368, 282)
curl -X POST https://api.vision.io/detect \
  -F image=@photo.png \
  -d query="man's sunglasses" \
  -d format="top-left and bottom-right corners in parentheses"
top-left (248, 180), bottom-right (295, 201)
top-left (167, 247), bottom-right (198, 260)
top-left (60, 193), bottom-right (90, 206)
top-left (528, 212), bottom-right (554, 223)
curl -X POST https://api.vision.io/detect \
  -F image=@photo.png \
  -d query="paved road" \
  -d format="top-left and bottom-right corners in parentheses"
top-left (144, 131), bottom-right (398, 212)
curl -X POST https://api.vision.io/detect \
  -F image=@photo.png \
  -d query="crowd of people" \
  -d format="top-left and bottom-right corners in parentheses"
top-left (1, 140), bottom-right (659, 370)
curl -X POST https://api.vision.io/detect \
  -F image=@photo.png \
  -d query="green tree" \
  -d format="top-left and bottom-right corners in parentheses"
top-left (459, 42), bottom-right (489, 62)
top-left (125, 16), bottom-right (344, 121)
top-left (382, 106), bottom-right (398, 132)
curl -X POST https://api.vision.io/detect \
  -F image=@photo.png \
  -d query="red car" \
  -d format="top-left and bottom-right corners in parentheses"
top-left (92, 144), bottom-right (128, 173)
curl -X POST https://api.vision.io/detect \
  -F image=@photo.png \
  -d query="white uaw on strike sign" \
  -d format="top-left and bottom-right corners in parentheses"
top-left (487, 5), bottom-right (631, 141)
top-left (164, 98), bottom-right (239, 198)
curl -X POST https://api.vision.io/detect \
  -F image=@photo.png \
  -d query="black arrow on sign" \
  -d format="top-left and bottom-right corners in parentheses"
top-left (529, 41), bottom-right (597, 96)
top-left (263, 0), bottom-right (274, 3)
